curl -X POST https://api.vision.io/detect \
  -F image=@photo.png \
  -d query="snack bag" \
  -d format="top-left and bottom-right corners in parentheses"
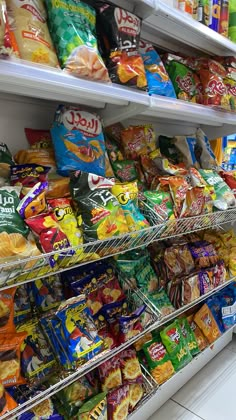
top-left (198, 169), bottom-right (235, 209)
top-left (14, 284), bottom-right (32, 324)
top-left (10, 164), bottom-right (50, 192)
top-left (31, 275), bottom-right (64, 312)
top-left (111, 182), bottom-right (149, 231)
top-left (143, 191), bottom-right (174, 222)
top-left (98, 356), bottom-right (122, 392)
top-left (121, 125), bottom-right (156, 160)
top-left (139, 40), bottom-right (176, 98)
top-left (112, 160), bottom-right (138, 183)
top-left (119, 348), bottom-right (143, 384)
top-left (119, 306), bottom-right (146, 344)
top-left (187, 315), bottom-right (208, 351)
top-left (0, 332), bottom-right (26, 387)
top-left (173, 135), bottom-right (198, 168)
top-left (0, 287), bottom-right (16, 334)
top-left (107, 385), bottom-right (129, 420)
top-left (160, 320), bottom-right (192, 370)
top-left (166, 60), bottom-right (202, 102)
top-left (26, 212), bottom-right (74, 267)
top-left (97, 3), bottom-right (146, 89)
top-left (17, 318), bottom-right (56, 384)
top-left (0, 384), bottom-right (18, 416)
top-left (0, 0), bottom-right (14, 57)
top-left (47, 176), bottom-right (70, 199)
top-left (178, 317), bottom-right (200, 356)
top-left (79, 392), bottom-right (107, 420)
top-left (51, 106), bottom-right (106, 177)
top-left (198, 60), bottom-right (230, 109)
top-left (182, 274), bottom-right (200, 305)
top-left (7, 0), bottom-right (58, 67)
top-left (0, 142), bottom-right (15, 179)
top-left (48, 198), bottom-right (83, 254)
top-left (196, 128), bottom-right (218, 169)
top-left (25, 128), bottom-right (52, 149)
top-left (17, 182), bottom-right (48, 219)
top-left (14, 149), bottom-right (57, 173)
top-left (56, 295), bottom-right (103, 363)
top-left (142, 338), bottom-right (175, 384)
top-left (129, 383), bottom-right (143, 412)
top-left (194, 303), bottom-right (221, 344)
top-left (45, 0), bottom-right (109, 81)
top-left (159, 176), bottom-right (189, 217)
top-left (220, 171), bottom-right (236, 196)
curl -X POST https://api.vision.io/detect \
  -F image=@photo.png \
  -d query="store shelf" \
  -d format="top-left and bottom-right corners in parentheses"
top-left (142, 0), bottom-right (236, 56)
top-left (130, 326), bottom-right (234, 420)
top-left (1, 208), bottom-right (236, 291)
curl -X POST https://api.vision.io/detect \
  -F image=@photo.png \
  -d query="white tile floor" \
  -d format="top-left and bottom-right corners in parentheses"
top-left (149, 334), bottom-right (236, 420)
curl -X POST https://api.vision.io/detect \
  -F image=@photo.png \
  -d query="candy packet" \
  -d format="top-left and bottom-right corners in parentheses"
top-left (45, 0), bottom-right (109, 81)
top-left (142, 338), bottom-right (175, 384)
top-left (160, 320), bottom-right (192, 371)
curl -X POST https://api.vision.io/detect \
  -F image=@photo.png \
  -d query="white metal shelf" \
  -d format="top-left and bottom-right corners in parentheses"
top-left (130, 326), bottom-right (234, 420)
top-left (143, 0), bottom-right (236, 56)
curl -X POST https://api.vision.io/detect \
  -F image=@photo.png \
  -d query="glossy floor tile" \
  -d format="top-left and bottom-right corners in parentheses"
top-left (148, 400), bottom-right (202, 420)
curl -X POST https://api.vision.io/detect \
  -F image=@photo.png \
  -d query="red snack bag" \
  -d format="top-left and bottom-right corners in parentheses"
top-left (198, 60), bottom-right (230, 110)
top-left (26, 213), bottom-right (74, 267)
top-left (97, 3), bottom-right (146, 89)
top-left (94, 314), bottom-right (117, 350)
top-left (100, 276), bottom-right (125, 305)
top-left (159, 176), bottom-right (189, 217)
top-left (119, 348), bottom-right (143, 384)
top-left (220, 171), bottom-right (236, 196)
top-left (107, 385), bottom-right (129, 420)
top-left (0, 332), bottom-right (26, 387)
top-left (25, 128), bottom-right (52, 149)
top-left (98, 355), bottom-right (122, 391)
top-left (121, 125), bottom-right (156, 160)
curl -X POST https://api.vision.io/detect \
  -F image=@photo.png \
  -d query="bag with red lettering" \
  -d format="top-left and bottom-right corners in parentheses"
top-left (51, 105), bottom-right (106, 176)
top-left (96, 3), bottom-right (147, 90)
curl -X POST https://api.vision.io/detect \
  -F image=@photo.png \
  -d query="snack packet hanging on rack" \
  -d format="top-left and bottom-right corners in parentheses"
top-left (142, 338), bottom-right (175, 384)
top-left (96, 3), bottom-right (147, 89)
top-left (45, 0), bottom-right (110, 81)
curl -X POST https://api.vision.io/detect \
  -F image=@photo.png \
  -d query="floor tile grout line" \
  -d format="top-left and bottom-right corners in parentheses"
top-left (170, 398), bottom-right (206, 420)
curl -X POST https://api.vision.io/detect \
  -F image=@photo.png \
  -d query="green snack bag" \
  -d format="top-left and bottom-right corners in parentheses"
top-left (0, 186), bottom-right (28, 236)
top-left (45, 0), bottom-right (110, 82)
top-left (143, 338), bottom-right (175, 384)
top-left (78, 392), bottom-right (107, 420)
top-left (178, 317), bottom-right (200, 356)
top-left (143, 191), bottom-right (174, 221)
top-left (0, 142), bottom-right (14, 178)
top-left (112, 160), bottom-right (138, 182)
top-left (160, 320), bottom-right (192, 371)
top-left (166, 61), bottom-right (200, 102)
top-left (199, 169), bottom-right (235, 210)
top-left (147, 290), bottom-right (175, 317)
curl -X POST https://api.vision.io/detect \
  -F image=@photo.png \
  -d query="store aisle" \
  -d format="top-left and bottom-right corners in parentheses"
top-left (149, 334), bottom-right (236, 420)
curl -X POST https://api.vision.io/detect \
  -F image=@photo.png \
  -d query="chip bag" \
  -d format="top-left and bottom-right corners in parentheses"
top-left (17, 182), bottom-right (48, 219)
top-left (0, 143), bottom-right (15, 178)
top-left (0, 0), bottom-right (14, 57)
top-left (79, 392), bottom-right (107, 420)
top-left (0, 332), bottom-right (26, 387)
top-left (111, 182), bottom-right (149, 231)
top-left (119, 349), bottom-right (143, 385)
top-left (7, 0), bottom-right (58, 66)
top-left (198, 169), bottom-right (235, 209)
top-left (198, 60), bottom-right (230, 109)
top-left (159, 176), bottom-right (189, 218)
top-left (112, 160), bottom-right (138, 183)
top-left (51, 106), bottom-right (106, 177)
top-left (121, 125), bottom-right (156, 160)
top-left (31, 275), bottom-right (64, 312)
top-left (0, 288), bottom-right (16, 334)
top-left (196, 128), bottom-right (218, 169)
top-left (98, 355), bottom-right (122, 392)
top-left (97, 3), bottom-right (146, 89)
top-left (178, 317), bottom-right (200, 356)
top-left (107, 385), bottom-right (129, 420)
top-left (45, 0), bottom-right (109, 81)
top-left (143, 190), bottom-right (174, 221)
top-left (129, 383), bottom-right (143, 412)
top-left (142, 338), bottom-right (175, 384)
top-left (166, 60), bottom-right (202, 102)
top-left (25, 128), bottom-right (52, 149)
top-left (187, 315), bottom-right (208, 351)
top-left (14, 284), bottom-right (32, 324)
top-left (194, 303), bottom-right (221, 344)
top-left (0, 384), bottom-right (17, 416)
top-left (160, 320), bottom-right (192, 371)
top-left (139, 40), bottom-right (176, 98)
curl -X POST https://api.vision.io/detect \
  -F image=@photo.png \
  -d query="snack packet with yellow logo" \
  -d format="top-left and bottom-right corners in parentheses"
top-left (107, 385), bottom-right (129, 420)
top-left (142, 338), bottom-right (175, 384)
top-left (98, 355), bottom-right (122, 392)
top-left (79, 392), bottom-right (107, 420)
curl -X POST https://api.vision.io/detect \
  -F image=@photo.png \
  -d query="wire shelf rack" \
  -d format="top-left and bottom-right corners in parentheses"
top-left (0, 208), bottom-right (236, 291)
top-left (129, 365), bottom-right (158, 419)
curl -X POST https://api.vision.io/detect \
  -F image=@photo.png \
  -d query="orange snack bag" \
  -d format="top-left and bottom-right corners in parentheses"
top-left (0, 384), bottom-right (17, 415)
top-left (0, 288), bottom-right (16, 334)
top-left (194, 304), bottom-right (221, 344)
top-left (0, 332), bottom-right (26, 387)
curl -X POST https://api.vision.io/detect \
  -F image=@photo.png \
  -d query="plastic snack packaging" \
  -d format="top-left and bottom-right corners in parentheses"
top-left (119, 348), bottom-right (143, 384)
top-left (139, 40), bottom-right (176, 98)
top-left (148, 290), bottom-right (175, 316)
top-left (0, 384), bottom-right (17, 415)
top-left (6, 0), bottom-right (59, 67)
top-left (112, 181), bottom-right (149, 232)
top-left (107, 385), bottom-right (129, 420)
top-left (0, 0), bottom-right (14, 57)
top-left (79, 392), bottom-right (107, 420)
top-left (14, 284), bottom-right (32, 324)
top-left (25, 128), bottom-right (52, 149)
top-left (209, 0), bottom-right (221, 31)
top-left (206, 296), bottom-right (225, 333)
top-left (16, 318), bottom-right (57, 384)
top-left (96, 3), bottom-right (146, 89)
top-left (173, 135), bottom-right (199, 168)
top-left (159, 176), bottom-right (189, 218)
top-left (143, 191), bottom-right (174, 222)
top-left (112, 160), bottom-right (138, 183)
top-left (199, 169), bottom-right (235, 209)
top-left (165, 59), bottom-right (202, 102)
top-left (0, 142), bottom-right (15, 178)
top-left (17, 182), bottom-right (48, 219)
top-left (198, 60), bottom-right (230, 109)
top-left (51, 105), bottom-right (106, 177)
top-left (47, 176), bottom-right (70, 199)
top-left (45, 0), bottom-right (109, 81)
top-left (121, 125), bottom-right (156, 160)
top-left (187, 315), bottom-right (208, 351)
top-left (70, 171), bottom-right (128, 242)
top-left (160, 320), bottom-right (192, 371)
top-left (194, 303), bottom-right (221, 343)
top-left (14, 149), bottom-right (56, 173)
top-left (0, 332), bottom-right (26, 386)
top-left (178, 317), bottom-right (200, 356)
top-left (219, 0), bottom-right (229, 37)
top-left (195, 128), bottom-right (218, 169)
top-left (56, 295), bottom-right (103, 364)
top-left (182, 274), bottom-right (200, 305)
top-left (188, 241), bottom-right (218, 269)
top-left (0, 288), bottom-right (16, 333)
top-left (129, 383), bottom-right (143, 412)
top-left (98, 356), bottom-right (122, 392)
top-left (10, 164), bottom-right (50, 191)
top-left (105, 122), bottom-right (125, 144)
top-left (31, 275), bottom-right (64, 313)
top-left (142, 338), bottom-right (175, 384)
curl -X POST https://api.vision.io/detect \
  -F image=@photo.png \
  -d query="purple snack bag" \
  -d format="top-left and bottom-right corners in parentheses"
top-left (209, 0), bottom-right (221, 31)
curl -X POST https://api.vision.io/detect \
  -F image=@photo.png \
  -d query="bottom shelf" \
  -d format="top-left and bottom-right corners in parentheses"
top-left (130, 327), bottom-right (234, 420)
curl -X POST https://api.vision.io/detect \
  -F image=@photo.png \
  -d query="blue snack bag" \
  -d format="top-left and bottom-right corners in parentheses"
top-left (139, 40), bottom-right (176, 98)
top-left (206, 296), bottom-right (225, 333)
top-left (51, 106), bottom-right (106, 176)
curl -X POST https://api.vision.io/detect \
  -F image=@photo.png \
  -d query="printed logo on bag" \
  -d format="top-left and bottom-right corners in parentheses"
top-left (63, 110), bottom-right (102, 137)
top-left (207, 79), bottom-right (226, 95)
top-left (149, 343), bottom-right (166, 361)
top-left (18, 0), bottom-right (45, 22)
top-left (115, 8), bottom-right (140, 36)
top-left (167, 328), bottom-right (180, 343)
top-left (176, 72), bottom-right (195, 93)
top-left (225, 83), bottom-right (236, 96)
